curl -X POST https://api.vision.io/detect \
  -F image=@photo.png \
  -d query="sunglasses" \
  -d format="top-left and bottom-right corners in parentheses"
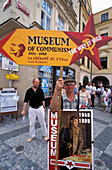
top-left (65, 83), bottom-right (75, 86)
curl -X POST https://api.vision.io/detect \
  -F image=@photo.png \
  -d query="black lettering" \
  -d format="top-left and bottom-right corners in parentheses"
top-left (61, 38), bottom-right (69, 46)
top-left (43, 37), bottom-right (48, 45)
top-left (28, 36), bottom-right (70, 46)
top-left (28, 36), bottom-right (37, 44)
top-left (49, 37), bottom-right (54, 45)
top-left (55, 37), bottom-right (60, 45)
top-left (38, 37), bottom-right (43, 45)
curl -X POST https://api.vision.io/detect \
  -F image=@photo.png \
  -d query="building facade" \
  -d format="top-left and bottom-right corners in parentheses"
top-left (0, 0), bottom-right (85, 115)
top-left (78, 0), bottom-right (92, 85)
top-left (92, 7), bottom-right (112, 87)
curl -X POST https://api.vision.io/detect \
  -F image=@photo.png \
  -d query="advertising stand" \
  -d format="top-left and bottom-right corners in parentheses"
top-left (48, 109), bottom-right (94, 170)
top-left (0, 88), bottom-right (19, 122)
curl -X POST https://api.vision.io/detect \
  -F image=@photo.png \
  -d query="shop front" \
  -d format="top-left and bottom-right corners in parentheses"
top-left (38, 66), bottom-right (75, 107)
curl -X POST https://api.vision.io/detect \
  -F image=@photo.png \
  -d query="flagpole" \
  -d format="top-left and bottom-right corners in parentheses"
top-left (55, 66), bottom-right (63, 170)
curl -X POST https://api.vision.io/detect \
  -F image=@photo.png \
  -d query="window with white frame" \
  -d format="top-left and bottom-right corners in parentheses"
top-left (41, 0), bottom-right (51, 30)
top-left (58, 17), bottom-right (64, 31)
top-left (101, 13), bottom-right (108, 22)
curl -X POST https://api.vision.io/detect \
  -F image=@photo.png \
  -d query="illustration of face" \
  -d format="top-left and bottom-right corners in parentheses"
top-left (10, 37), bottom-right (26, 57)
top-left (72, 118), bottom-right (78, 127)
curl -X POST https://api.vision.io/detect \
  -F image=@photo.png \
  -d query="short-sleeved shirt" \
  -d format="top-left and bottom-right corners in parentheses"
top-left (61, 93), bottom-right (77, 110)
top-left (97, 87), bottom-right (104, 95)
top-left (91, 86), bottom-right (96, 95)
top-left (79, 90), bottom-right (90, 106)
top-left (86, 85), bottom-right (92, 94)
top-left (74, 86), bottom-right (78, 94)
top-left (24, 87), bottom-right (45, 108)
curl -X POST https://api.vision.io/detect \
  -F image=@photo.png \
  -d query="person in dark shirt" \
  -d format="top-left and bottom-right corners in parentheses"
top-left (21, 78), bottom-right (48, 143)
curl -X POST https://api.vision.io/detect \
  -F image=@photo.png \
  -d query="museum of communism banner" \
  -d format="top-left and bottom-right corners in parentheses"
top-left (0, 14), bottom-right (112, 70)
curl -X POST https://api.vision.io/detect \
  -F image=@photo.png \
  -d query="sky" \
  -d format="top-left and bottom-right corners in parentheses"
top-left (91, 0), bottom-right (112, 14)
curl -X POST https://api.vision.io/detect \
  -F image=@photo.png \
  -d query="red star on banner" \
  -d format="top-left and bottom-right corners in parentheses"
top-left (66, 160), bottom-right (74, 168)
top-left (64, 14), bottom-right (112, 70)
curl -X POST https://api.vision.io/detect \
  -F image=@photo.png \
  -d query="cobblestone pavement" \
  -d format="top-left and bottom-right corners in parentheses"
top-left (0, 96), bottom-right (112, 170)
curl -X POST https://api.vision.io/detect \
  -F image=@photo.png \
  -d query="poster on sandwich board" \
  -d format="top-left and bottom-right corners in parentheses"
top-left (48, 109), bottom-right (93, 170)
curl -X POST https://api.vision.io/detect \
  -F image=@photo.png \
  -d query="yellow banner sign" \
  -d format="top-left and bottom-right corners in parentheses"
top-left (2, 29), bottom-right (77, 66)
top-left (6, 71), bottom-right (19, 80)
top-left (1, 14), bottom-right (112, 69)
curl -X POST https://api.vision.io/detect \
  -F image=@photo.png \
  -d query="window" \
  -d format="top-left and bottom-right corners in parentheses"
top-left (39, 66), bottom-right (53, 97)
top-left (82, 57), bottom-right (85, 65)
top-left (101, 33), bottom-right (108, 37)
top-left (41, 0), bottom-right (51, 30)
top-left (88, 9), bottom-right (90, 16)
top-left (83, 22), bottom-right (85, 31)
top-left (101, 13), bottom-right (108, 22)
top-left (100, 57), bottom-right (107, 69)
top-left (87, 58), bottom-right (90, 68)
top-left (58, 17), bottom-right (64, 31)
top-left (101, 33), bottom-right (108, 45)
top-left (84, 0), bottom-right (86, 7)
top-left (69, 0), bottom-right (73, 7)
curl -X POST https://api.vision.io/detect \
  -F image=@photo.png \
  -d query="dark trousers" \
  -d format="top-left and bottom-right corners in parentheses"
top-left (91, 94), bottom-right (95, 107)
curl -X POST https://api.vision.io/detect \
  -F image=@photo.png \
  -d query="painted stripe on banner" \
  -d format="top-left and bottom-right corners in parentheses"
top-left (50, 159), bottom-right (65, 166)
top-left (75, 162), bottom-right (90, 168)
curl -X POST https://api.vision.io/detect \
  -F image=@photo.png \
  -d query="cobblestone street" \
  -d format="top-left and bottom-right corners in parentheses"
top-left (0, 97), bottom-right (112, 170)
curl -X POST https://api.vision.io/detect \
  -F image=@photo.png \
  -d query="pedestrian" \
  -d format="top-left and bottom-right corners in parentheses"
top-left (78, 82), bottom-right (82, 91)
top-left (86, 82), bottom-right (92, 94)
top-left (50, 77), bottom-right (85, 170)
top-left (102, 88), bottom-right (108, 112)
top-left (74, 84), bottom-right (78, 100)
top-left (91, 83), bottom-right (96, 107)
top-left (86, 82), bottom-right (92, 108)
top-left (79, 85), bottom-right (92, 109)
top-left (97, 84), bottom-right (104, 107)
top-left (51, 75), bottom-right (77, 111)
top-left (108, 87), bottom-right (111, 107)
top-left (21, 78), bottom-right (48, 143)
top-left (59, 116), bottom-right (83, 159)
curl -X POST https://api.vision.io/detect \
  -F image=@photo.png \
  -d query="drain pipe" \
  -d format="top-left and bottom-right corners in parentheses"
top-left (79, 0), bottom-right (82, 32)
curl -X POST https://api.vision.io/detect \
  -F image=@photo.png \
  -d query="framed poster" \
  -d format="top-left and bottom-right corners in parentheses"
top-left (2, 56), bottom-right (19, 71)
top-left (48, 110), bottom-right (93, 170)
top-left (42, 78), bottom-right (49, 93)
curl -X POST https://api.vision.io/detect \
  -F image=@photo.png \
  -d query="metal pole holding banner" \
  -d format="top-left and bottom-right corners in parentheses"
top-left (9, 71), bottom-right (12, 88)
top-left (55, 66), bottom-right (63, 170)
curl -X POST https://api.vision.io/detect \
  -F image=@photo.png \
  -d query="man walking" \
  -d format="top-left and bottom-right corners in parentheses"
top-left (86, 82), bottom-right (92, 108)
top-left (21, 78), bottom-right (48, 143)
top-left (91, 83), bottom-right (96, 107)
top-left (97, 84), bottom-right (104, 107)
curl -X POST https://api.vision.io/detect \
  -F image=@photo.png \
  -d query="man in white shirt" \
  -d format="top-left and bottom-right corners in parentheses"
top-left (91, 83), bottom-right (96, 107)
top-left (97, 84), bottom-right (104, 107)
